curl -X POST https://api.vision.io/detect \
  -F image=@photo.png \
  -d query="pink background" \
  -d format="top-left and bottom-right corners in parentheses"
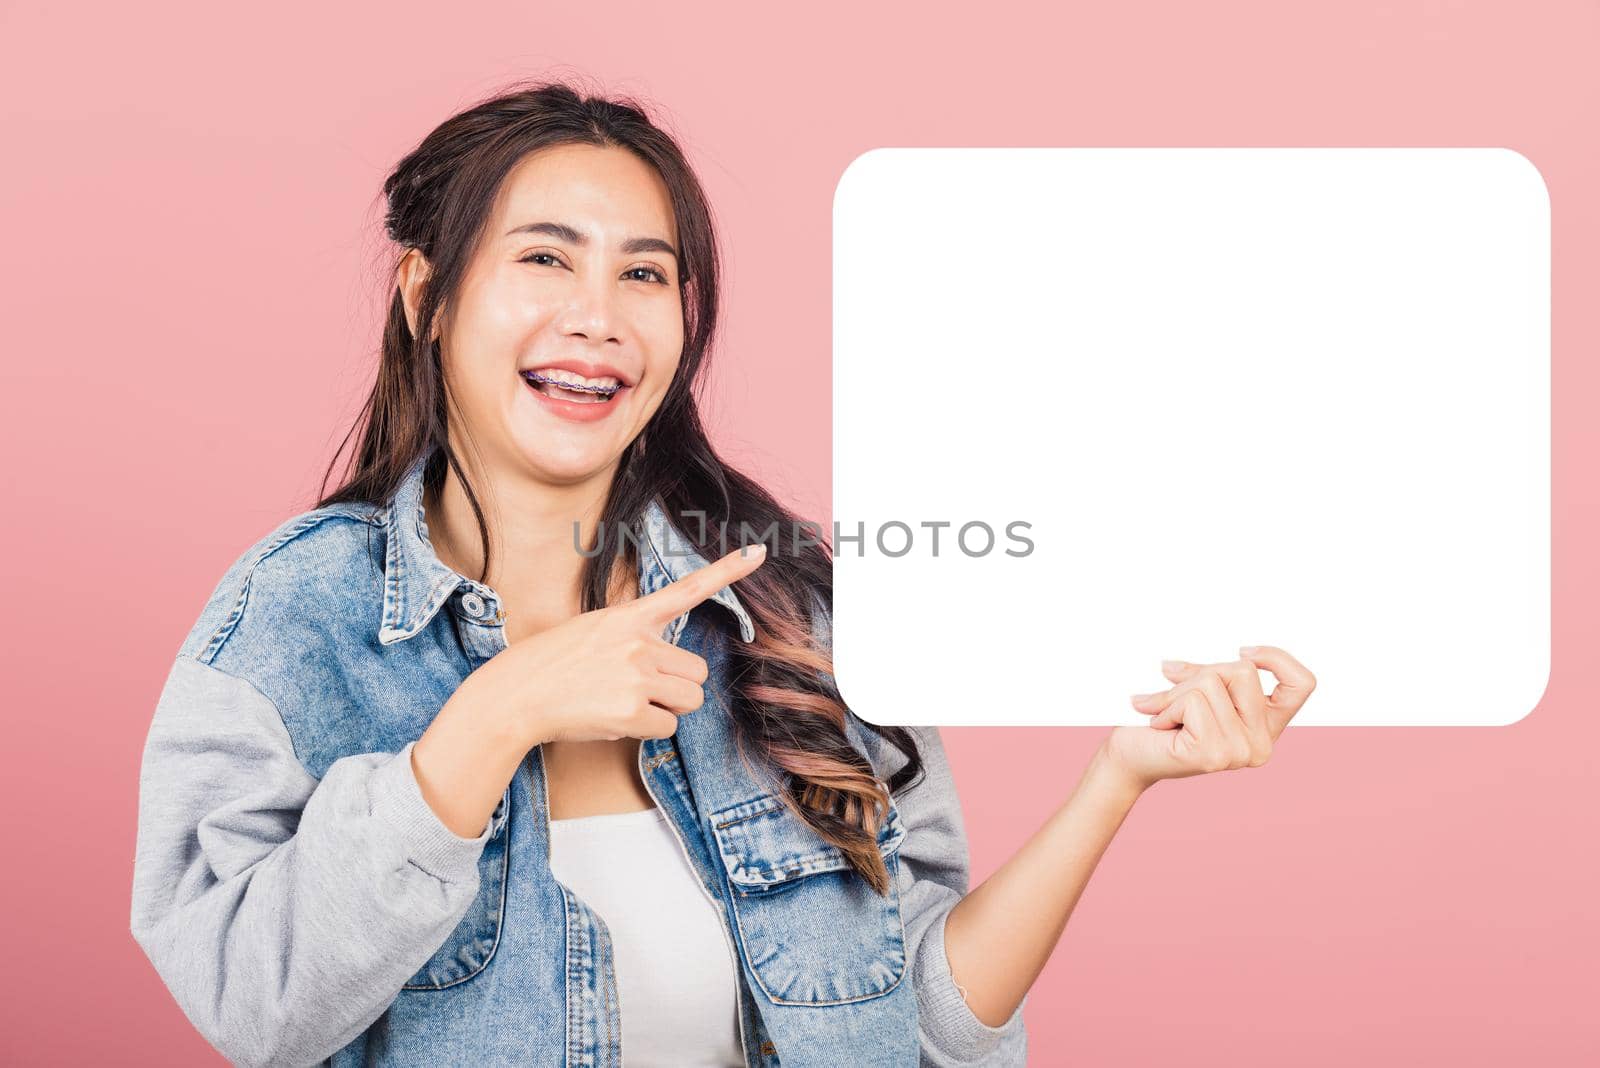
top-left (2, 2), bottom-right (1593, 1063)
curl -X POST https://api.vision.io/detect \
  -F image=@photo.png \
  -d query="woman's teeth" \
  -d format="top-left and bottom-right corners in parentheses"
top-left (521, 369), bottom-right (622, 403)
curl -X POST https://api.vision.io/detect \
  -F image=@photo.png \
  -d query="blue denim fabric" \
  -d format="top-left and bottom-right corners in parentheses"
top-left (130, 444), bottom-right (1027, 1066)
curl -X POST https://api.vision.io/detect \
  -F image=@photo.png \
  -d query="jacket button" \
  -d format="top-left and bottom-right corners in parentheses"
top-left (460, 592), bottom-right (486, 618)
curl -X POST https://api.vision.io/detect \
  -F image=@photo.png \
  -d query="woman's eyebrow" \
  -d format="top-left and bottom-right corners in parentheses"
top-left (505, 220), bottom-right (678, 260)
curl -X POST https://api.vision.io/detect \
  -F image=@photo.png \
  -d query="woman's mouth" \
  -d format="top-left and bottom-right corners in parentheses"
top-left (519, 368), bottom-right (631, 423)
top-left (520, 369), bottom-right (623, 405)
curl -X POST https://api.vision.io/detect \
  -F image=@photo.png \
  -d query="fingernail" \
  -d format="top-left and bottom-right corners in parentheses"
top-left (1129, 692), bottom-right (1155, 702)
top-left (1161, 659), bottom-right (1185, 673)
top-left (1239, 645), bottom-right (1259, 657)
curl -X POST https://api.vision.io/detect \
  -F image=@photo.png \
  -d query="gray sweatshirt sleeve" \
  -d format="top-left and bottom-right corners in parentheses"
top-left (129, 653), bottom-right (495, 1068)
top-left (809, 592), bottom-right (1027, 1065)
top-left (870, 724), bottom-right (1029, 1067)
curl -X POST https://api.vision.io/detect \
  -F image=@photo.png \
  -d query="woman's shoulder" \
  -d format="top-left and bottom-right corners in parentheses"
top-left (175, 501), bottom-right (387, 668)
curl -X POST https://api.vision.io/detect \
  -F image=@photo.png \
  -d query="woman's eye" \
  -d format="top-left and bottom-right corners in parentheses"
top-left (518, 252), bottom-right (666, 285)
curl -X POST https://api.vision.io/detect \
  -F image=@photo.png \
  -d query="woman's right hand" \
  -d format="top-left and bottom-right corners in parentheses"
top-left (465, 543), bottom-right (767, 747)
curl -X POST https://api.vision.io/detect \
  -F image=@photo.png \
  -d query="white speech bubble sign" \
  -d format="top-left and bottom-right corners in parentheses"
top-left (832, 148), bottom-right (1549, 727)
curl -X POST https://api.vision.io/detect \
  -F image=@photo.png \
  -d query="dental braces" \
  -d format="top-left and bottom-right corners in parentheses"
top-left (522, 370), bottom-right (622, 396)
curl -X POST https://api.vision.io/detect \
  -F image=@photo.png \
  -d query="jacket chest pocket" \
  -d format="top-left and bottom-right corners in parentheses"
top-left (709, 792), bottom-right (908, 1006)
top-left (402, 785), bottom-right (512, 990)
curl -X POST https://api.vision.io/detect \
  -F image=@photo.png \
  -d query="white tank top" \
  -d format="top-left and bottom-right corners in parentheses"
top-left (547, 806), bottom-right (744, 1067)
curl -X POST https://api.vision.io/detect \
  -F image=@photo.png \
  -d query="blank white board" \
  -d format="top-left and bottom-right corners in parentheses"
top-left (832, 148), bottom-right (1549, 726)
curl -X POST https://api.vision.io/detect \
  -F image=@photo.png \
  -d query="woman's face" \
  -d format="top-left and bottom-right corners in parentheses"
top-left (411, 142), bottom-right (685, 489)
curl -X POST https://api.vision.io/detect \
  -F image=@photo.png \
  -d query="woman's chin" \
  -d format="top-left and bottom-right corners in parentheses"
top-left (507, 435), bottom-right (624, 487)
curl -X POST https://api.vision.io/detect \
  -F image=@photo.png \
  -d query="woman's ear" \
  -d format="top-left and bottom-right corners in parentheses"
top-left (397, 247), bottom-right (436, 340)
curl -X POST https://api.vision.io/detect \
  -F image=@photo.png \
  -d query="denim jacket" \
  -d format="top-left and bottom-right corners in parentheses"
top-left (130, 445), bottom-right (1028, 1067)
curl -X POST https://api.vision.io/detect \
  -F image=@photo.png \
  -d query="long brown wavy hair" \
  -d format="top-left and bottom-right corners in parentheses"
top-left (314, 76), bottom-right (921, 894)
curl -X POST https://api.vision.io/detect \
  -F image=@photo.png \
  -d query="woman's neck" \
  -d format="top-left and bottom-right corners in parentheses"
top-left (423, 452), bottom-right (628, 638)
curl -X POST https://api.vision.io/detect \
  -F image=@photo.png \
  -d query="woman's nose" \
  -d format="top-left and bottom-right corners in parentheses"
top-left (558, 272), bottom-right (623, 343)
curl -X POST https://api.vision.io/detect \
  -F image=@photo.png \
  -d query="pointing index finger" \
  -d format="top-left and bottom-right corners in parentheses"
top-left (631, 543), bottom-right (767, 625)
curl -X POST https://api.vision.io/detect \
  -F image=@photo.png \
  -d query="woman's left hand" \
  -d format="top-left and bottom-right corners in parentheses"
top-left (1102, 645), bottom-right (1317, 792)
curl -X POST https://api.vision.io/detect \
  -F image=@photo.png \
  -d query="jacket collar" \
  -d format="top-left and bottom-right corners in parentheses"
top-left (377, 446), bottom-right (756, 646)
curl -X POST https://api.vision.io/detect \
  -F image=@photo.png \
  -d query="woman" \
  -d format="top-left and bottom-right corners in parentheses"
top-left (130, 79), bottom-right (1316, 1067)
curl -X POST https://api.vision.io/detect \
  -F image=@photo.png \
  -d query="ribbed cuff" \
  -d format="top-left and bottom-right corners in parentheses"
top-left (368, 740), bottom-right (492, 881)
top-left (916, 907), bottom-right (1024, 1062)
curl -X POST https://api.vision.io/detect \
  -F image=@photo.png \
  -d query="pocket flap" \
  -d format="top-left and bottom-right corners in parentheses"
top-left (710, 793), bottom-right (906, 891)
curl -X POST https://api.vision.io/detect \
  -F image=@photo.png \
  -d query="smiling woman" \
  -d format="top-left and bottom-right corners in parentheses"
top-left (129, 79), bottom-right (958, 1068)
top-left (128, 76), bottom-right (1314, 1068)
